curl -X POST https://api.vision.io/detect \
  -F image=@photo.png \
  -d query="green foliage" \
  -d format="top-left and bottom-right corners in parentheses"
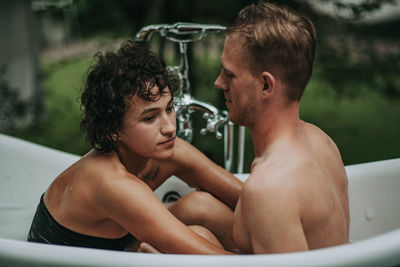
top-left (301, 73), bottom-right (400, 165)
top-left (9, 57), bottom-right (92, 155)
top-left (74, 0), bottom-right (253, 38)
top-left (2, 0), bottom-right (398, 174)
top-left (75, 0), bottom-right (132, 37)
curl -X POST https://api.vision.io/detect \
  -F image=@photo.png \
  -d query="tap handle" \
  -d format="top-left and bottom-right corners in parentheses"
top-left (200, 111), bottom-right (228, 140)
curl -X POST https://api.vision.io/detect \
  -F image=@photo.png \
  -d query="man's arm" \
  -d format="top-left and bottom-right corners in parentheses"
top-left (240, 171), bottom-right (309, 254)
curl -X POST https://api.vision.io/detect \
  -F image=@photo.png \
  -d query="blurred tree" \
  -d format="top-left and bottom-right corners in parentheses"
top-left (0, 66), bottom-right (30, 131)
top-left (306, 0), bottom-right (400, 99)
top-left (74, 0), bottom-right (399, 99)
top-left (71, 0), bottom-right (400, 167)
top-left (326, 0), bottom-right (397, 19)
top-left (10, 0), bottom-right (396, 167)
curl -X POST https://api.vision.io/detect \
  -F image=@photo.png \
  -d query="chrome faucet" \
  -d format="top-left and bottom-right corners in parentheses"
top-left (135, 22), bottom-right (244, 173)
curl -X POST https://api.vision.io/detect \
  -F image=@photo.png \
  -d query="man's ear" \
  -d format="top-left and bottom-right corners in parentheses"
top-left (260, 72), bottom-right (275, 99)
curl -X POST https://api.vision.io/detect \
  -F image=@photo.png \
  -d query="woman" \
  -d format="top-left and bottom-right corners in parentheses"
top-left (27, 40), bottom-right (242, 254)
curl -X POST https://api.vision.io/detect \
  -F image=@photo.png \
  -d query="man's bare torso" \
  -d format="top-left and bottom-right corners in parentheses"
top-left (232, 122), bottom-right (350, 253)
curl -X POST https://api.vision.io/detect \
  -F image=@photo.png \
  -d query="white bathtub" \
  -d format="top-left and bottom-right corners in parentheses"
top-left (1, 133), bottom-right (399, 266)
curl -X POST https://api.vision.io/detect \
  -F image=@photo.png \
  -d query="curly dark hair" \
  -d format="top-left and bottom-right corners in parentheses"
top-left (80, 40), bottom-right (178, 153)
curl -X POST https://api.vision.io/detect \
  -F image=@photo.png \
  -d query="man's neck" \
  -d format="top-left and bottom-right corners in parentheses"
top-left (249, 101), bottom-right (301, 158)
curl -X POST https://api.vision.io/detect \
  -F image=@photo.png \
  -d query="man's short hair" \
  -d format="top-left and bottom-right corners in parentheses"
top-left (226, 2), bottom-right (316, 101)
top-left (80, 40), bottom-right (178, 153)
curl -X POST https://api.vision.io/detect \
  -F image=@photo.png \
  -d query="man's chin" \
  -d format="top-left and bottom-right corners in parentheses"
top-left (229, 113), bottom-right (246, 127)
top-left (228, 113), bottom-right (239, 124)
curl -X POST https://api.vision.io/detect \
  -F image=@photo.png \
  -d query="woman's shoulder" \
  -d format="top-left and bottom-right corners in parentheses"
top-left (60, 150), bottom-right (134, 197)
top-left (81, 150), bottom-right (125, 174)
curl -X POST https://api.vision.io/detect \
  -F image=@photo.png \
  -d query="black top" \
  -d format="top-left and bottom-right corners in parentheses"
top-left (27, 194), bottom-right (135, 251)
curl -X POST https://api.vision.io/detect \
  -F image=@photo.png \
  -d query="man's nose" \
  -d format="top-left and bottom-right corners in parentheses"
top-left (214, 73), bottom-right (226, 91)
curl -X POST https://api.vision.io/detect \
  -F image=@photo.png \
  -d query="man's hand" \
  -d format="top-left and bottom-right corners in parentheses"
top-left (138, 242), bottom-right (161, 253)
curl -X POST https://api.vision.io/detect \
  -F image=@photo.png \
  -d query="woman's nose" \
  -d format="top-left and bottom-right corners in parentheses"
top-left (161, 114), bottom-right (176, 135)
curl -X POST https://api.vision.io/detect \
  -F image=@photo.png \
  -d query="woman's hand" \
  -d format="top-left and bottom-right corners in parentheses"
top-left (138, 242), bottom-right (161, 253)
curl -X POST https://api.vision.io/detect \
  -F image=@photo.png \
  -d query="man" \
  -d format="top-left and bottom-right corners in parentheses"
top-left (214, 2), bottom-right (350, 254)
top-left (139, 2), bottom-right (350, 254)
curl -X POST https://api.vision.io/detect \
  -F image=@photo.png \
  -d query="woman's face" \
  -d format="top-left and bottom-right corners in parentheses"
top-left (117, 87), bottom-right (176, 161)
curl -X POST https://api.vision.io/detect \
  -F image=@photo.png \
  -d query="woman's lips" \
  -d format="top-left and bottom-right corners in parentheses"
top-left (159, 137), bottom-right (175, 146)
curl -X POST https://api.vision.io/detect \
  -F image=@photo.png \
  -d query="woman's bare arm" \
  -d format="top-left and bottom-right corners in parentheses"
top-left (162, 138), bottom-right (243, 209)
top-left (96, 172), bottom-right (233, 254)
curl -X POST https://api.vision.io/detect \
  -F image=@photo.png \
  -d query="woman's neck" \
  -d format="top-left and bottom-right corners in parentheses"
top-left (116, 144), bottom-right (151, 178)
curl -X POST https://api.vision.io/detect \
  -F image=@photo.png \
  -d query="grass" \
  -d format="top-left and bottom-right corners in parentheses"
top-left (7, 52), bottom-right (400, 171)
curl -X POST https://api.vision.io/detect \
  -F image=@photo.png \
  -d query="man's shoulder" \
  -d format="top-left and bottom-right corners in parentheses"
top-left (250, 153), bottom-right (304, 180)
top-left (240, 163), bottom-right (303, 219)
top-left (244, 158), bottom-right (301, 199)
top-left (304, 122), bottom-right (341, 154)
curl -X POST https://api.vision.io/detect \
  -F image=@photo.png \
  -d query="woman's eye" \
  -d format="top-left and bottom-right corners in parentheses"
top-left (144, 116), bottom-right (155, 122)
top-left (167, 106), bottom-right (175, 113)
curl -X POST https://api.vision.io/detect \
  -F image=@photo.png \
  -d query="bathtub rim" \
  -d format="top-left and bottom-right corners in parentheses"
top-left (1, 133), bottom-right (400, 266)
top-left (1, 228), bottom-right (400, 267)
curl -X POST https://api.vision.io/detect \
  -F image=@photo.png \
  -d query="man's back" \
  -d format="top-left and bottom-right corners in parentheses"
top-left (232, 121), bottom-right (349, 254)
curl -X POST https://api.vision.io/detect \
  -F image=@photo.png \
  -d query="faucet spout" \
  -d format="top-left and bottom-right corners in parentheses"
top-left (174, 95), bottom-right (228, 141)
top-left (187, 98), bottom-right (219, 115)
